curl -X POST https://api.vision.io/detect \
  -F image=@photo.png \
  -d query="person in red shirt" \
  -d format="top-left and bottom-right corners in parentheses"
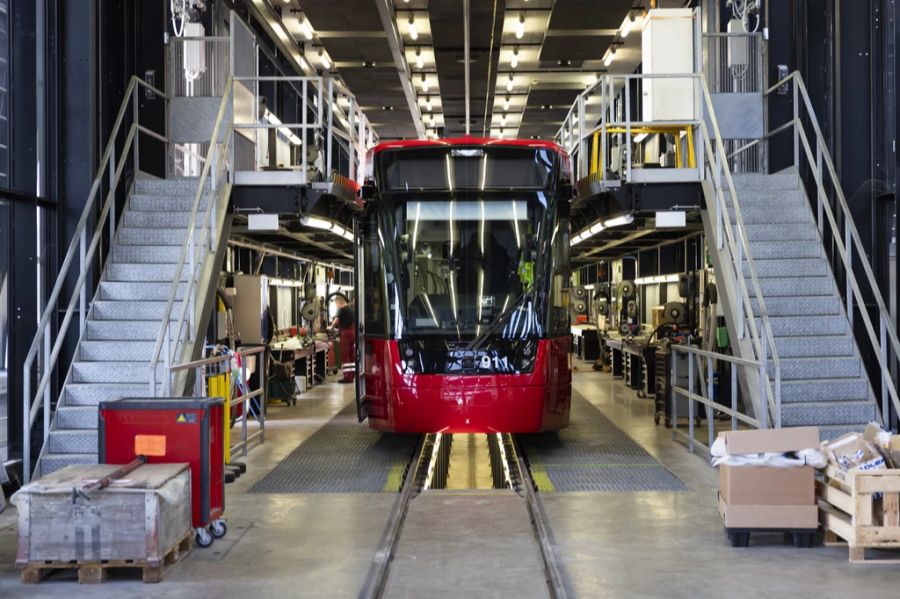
top-left (329, 295), bottom-right (356, 384)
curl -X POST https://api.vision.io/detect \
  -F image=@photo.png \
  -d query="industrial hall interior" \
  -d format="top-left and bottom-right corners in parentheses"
top-left (3, 0), bottom-right (900, 596)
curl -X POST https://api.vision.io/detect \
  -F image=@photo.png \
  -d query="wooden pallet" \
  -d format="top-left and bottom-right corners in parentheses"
top-left (20, 530), bottom-right (193, 584)
top-left (817, 464), bottom-right (900, 563)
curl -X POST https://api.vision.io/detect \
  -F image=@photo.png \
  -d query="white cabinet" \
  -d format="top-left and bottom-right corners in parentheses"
top-left (641, 9), bottom-right (696, 122)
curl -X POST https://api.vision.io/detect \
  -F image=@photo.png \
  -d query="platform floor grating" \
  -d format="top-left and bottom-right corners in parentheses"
top-left (519, 395), bottom-right (687, 492)
top-left (249, 404), bottom-right (419, 493)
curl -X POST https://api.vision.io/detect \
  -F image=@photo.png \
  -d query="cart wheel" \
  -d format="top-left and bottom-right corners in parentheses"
top-left (728, 532), bottom-right (750, 548)
top-left (793, 533), bottom-right (813, 548)
top-left (196, 527), bottom-right (214, 548)
top-left (654, 414), bottom-right (661, 425)
top-left (210, 519), bottom-right (228, 539)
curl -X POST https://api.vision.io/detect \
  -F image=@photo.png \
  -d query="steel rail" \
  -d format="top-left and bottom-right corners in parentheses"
top-left (358, 434), bottom-right (430, 599)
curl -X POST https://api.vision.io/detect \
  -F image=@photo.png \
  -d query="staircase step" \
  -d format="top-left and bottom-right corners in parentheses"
top-left (818, 424), bottom-right (867, 441)
top-left (113, 244), bottom-right (184, 264)
top-left (124, 210), bottom-right (194, 229)
top-left (135, 177), bottom-right (205, 195)
top-left (780, 378), bottom-right (869, 403)
top-left (130, 193), bottom-right (206, 212)
top-left (750, 295), bottom-right (841, 317)
top-left (39, 453), bottom-right (98, 477)
top-left (781, 400), bottom-right (877, 427)
top-left (98, 281), bottom-right (186, 301)
top-left (64, 383), bottom-right (155, 406)
top-left (57, 406), bottom-right (99, 430)
top-left (771, 356), bottom-right (860, 380)
top-left (725, 187), bottom-right (807, 205)
top-left (87, 319), bottom-right (162, 340)
top-left (93, 300), bottom-right (182, 321)
top-left (743, 258), bottom-right (828, 278)
top-left (118, 228), bottom-right (187, 246)
top-left (80, 340), bottom-right (159, 361)
top-left (773, 335), bottom-right (855, 358)
top-left (107, 262), bottom-right (192, 282)
top-left (757, 315), bottom-right (848, 337)
top-left (744, 223), bottom-right (819, 242)
top-left (750, 276), bottom-right (836, 297)
top-left (745, 240), bottom-right (822, 260)
top-left (47, 430), bottom-right (98, 454)
top-left (72, 361), bottom-right (162, 384)
top-left (731, 172), bottom-right (800, 190)
top-left (728, 205), bottom-right (810, 224)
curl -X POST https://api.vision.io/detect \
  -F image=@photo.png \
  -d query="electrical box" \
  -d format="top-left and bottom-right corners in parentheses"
top-left (641, 8), bottom-right (696, 122)
top-left (726, 19), bottom-right (749, 69)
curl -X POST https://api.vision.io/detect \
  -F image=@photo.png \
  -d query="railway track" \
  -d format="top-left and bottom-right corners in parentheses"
top-left (358, 432), bottom-right (573, 599)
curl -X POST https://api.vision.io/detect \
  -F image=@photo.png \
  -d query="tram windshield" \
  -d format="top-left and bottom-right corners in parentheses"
top-left (400, 196), bottom-right (542, 339)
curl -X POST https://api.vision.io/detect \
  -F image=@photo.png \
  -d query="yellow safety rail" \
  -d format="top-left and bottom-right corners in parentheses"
top-left (589, 125), bottom-right (697, 180)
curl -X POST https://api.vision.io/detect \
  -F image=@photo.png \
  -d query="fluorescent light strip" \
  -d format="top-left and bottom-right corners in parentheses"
top-left (635, 274), bottom-right (681, 285)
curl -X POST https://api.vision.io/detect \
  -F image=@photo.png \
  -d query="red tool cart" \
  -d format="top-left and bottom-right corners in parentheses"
top-left (99, 397), bottom-right (226, 548)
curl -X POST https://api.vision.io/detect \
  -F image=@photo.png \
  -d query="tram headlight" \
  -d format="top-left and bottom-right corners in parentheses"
top-left (517, 340), bottom-right (537, 372)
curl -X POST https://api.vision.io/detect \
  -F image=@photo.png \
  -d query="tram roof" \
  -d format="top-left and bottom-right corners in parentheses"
top-left (370, 137), bottom-right (567, 157)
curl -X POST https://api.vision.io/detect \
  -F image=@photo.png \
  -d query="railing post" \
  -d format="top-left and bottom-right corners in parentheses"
top-left (109, 150), bottom-right (116, 245)
top-left (326, 78), bottom-right (335, 178)
top-left (79, 229), bottom-right (87, 332)
top-left (23, 366), bottom-right (31, 483)
top-left (670, 349), bottom-right (678, 441)
top-left (688, 351), bottom-right (695, 453)
top-left (259, 349), bottom-right (267, 444)
top-left (301, 79), bottom-right (308, 186)
top-left (792, 77), bottom-right (799, 169)
top-left (758, 327), bottom-right (769, 429)
top-left (881, 313), bottom-right (890, 426)
top-left (816, 139), bottom-right (824, 236)
top-left (241, 356), bottom-right (249, 456)
top-left (707, 354), bottom-right (714, 452)
top-left (731, 360), bottom-right (738, 431)
top-left (189, 228), bottom-right (196, 340)
top-left (624, 80), bottom-right (633, 182)
top-left (845, 219), bottom-right (853, 329)
top-left (164, 322), bottom-right (172, 396)
top-left (132, 88), bottom-right (140, 174)
top-left (736, 238), bottom-right (745, 339)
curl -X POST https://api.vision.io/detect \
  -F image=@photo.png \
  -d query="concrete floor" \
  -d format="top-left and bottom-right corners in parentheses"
top-left (1, 367), bottom-right (900, 597)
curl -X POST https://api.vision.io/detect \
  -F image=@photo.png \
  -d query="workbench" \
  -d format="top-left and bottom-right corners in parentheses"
top-left (269, 338), bottom-right (330, 403)
top-left (604, 336), bottom-right (658, 398)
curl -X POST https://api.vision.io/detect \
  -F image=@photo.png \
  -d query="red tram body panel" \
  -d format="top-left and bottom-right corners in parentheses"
top-left (356, 137), bottom-right (573, 433)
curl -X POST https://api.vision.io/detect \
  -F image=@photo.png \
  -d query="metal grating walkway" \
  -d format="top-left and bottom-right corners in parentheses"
top-left (249, 404), bottom-right (419, 493)
top-left (519, 394), bottom-right (687, 492)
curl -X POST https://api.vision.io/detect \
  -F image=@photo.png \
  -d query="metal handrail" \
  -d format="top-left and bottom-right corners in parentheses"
top-left (170, 345), bottom-right (268, 458)
top-left (697, 76), bottom-right (781, 427)
top-left (149, 77), bottom-right (235, 396)
top-left (670, 343), bottom-right (765, 458)
top-left (766, 71), bottom-right (900, 427)
top-left (22, 76), bottom-right (170, 482)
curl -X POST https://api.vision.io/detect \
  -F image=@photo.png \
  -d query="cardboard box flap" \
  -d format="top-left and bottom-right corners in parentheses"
top-left (720, 426), bottom-right (820, 456)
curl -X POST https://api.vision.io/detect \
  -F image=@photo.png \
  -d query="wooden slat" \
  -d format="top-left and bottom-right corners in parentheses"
top-left (855, 473), bottom-right (900, 494)
top-left (819, 503), bottom-right (855, 544)
top-left (816, 481), bottom-right (854, 515)
top-left (883, 493), bottom-right (900, 527)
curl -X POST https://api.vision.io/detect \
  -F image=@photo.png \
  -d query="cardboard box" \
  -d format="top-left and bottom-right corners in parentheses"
top-left (718, 493), bottom-right (819, 529)
top-left (719, 465), bottom-right (814, 505)
top-left (718, 426), bottom-right (820, 456)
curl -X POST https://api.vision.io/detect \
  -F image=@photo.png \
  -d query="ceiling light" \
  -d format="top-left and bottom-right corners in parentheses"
top-left (408, 14), bottom-right (418, 41)
top-left (498, 128), bottom-right (504, 139)
top-left (503, 95), bottom-right (510, 111)
top-left (515, 13), bottom-right (525, 39)
top-left (415, 47), bottom-right (424, 69)
top-left (501, 113), bottom-right (507, 125)
top-left (604, 45), bottom-right (617, 67)
top-left (318, 46), bottom-right (331, 70)
top-left (506, 74), bottom-right (514, 92)
top-left (299, 15), bottom-right (313, 41)
top-left (604, 213), bottom-right (634, 228)
top-left (421, 73), bottom-right (429, 92)
top-left (429, 113), bottom-right (435, 125)
top-left (425, 96), bottom-right (433, 111)
top-left (510, 48), bottom-right (519, 69)
top-left (621, 13), bottom-right (635, 38)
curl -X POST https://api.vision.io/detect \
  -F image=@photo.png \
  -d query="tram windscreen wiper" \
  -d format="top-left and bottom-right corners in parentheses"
top-left (464, 290), bottom-right (531, 352)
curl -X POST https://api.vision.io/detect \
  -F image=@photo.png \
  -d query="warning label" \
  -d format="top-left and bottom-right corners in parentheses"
top-left (176, 412), bottom-right (198, 424)
top-left (134, 434), bottom-right (167, 457)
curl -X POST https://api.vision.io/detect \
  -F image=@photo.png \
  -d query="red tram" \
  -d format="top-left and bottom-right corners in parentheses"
top-left (353, 138), bottom-right (573, 433)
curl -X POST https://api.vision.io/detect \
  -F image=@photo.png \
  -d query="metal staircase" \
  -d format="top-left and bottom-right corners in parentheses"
top-left (708, 169), bottom-right (876, 437)
top-left (38, 178), bottom-right (224, 476)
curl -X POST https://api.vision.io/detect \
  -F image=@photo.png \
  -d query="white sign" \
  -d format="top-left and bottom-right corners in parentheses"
top-left (656, 211), bottom-right (686, 228)
top-left (248, 214), bottom-right (279, 231)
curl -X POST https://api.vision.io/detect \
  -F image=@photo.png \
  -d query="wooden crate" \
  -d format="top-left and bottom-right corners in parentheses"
top-left (816, 464), bottom-right (900, 563)
top-left (15, 463), bottom-right (193, 583)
